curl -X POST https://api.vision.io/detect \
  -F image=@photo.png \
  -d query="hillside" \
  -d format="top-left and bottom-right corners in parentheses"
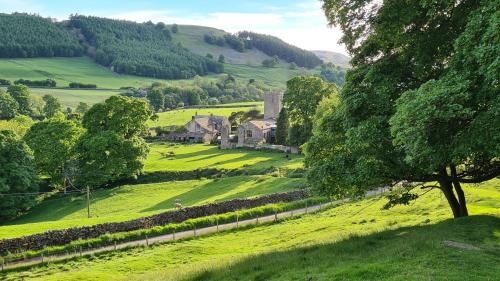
top-left (313, 50), bottom-right (350, 68)
top-left (3, 179), bottom-right (498, 280)
top-left (170, 25), bottom-right (279, 66)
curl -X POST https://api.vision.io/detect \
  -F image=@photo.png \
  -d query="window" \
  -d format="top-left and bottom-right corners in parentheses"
top-left (246, 130), bottom-right (253, 138)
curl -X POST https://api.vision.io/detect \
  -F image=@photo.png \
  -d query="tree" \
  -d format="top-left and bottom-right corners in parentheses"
top-left (262, 56), bottom-right (279, 68)
top-left (275, 108), bottom-right (289, 145)
top-left (283, 76), bottom-right (336, 146)
top-left (25, 116), bottom-right (83, 188)
top-left (206, 53), bottom-right (213, 59)
top-left (0, 130), bottom-right (38, 221)
top-left (7, 84), bottom-right (32, 116)
top-left (0, 115), bottom-right (33, 137)
top-left (76, 96), bottom-right (152, 188)
top-left (171, 23), bottom-right (178, 33)
top-left (147, 89), bottom-right (165, 112)
top-left (218, 54), bottom-right (225, 63)
top-left (0, 89), bottom-right (19, 119)
top-left (42, 94), bottom-right (62, 118)
top-left (75, 102), bottom-right (89, 115)
top-left (289, 62), bottom-right (297, 70)
top-left (306, 0), bottom-right (499, 218)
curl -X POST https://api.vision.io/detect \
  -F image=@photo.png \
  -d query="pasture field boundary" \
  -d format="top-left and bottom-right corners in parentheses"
top-left (0, 187), bottom-right (387, 272)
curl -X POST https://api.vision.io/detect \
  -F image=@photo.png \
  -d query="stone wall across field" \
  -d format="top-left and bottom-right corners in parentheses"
top-left (0, 190), bottom-right (310, 255)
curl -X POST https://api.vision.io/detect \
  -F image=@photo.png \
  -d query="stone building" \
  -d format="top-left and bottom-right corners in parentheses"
top-left (220, 91), bottom-right (284, 149)
top-left (264, 91), bottom-right (283, 120)
top-left (164, 115), bottom-right (230, 143)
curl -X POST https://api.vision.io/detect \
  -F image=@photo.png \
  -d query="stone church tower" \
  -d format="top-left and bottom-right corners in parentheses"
top-left (264, 91), bottom-right (283, 120)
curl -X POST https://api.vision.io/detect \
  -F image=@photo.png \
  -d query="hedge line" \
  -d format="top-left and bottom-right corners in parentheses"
top-left (0, 190), bottom-right (310, 255)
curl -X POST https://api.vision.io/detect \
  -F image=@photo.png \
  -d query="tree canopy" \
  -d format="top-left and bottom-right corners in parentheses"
top-left (25, 116), bottom-right (83, 187)
top-left (76, 96), bottom-right (152, 188)
top-left (283, 76), bottom-right (337, 146)
top-left (0, 130), bottom-right (38, 221)
top-left (306, 0), bottom-right (499, 217)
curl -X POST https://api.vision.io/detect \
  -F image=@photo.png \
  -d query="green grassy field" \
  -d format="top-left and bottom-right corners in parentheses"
top-left (0, 143), bottom-right (303, 239)
top-left (0, 57), bottom-right (170, 89)
top-left (148, 104), bottom-right (263, 127)
top-left (29, 88), bottom-right (119, 107)
top-left (0, 175), bottom-right (303, 239)
top-left (3, 179), bottom-right (498, 281)
top-left (144, 143), bottom-right (302, 172)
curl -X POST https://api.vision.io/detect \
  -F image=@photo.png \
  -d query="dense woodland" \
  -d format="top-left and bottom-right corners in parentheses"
top-left (0, 13), bottom-right (84, 58)
top-left (238, 31), bottom-right (322, 69)
top-left (204, 33), bottom-right (249, 52)
top-left (68, 16), bottom-right (224, 79)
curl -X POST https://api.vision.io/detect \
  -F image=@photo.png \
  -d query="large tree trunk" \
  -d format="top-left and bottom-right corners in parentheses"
top-left (438, 167), bottom-right (468, 218)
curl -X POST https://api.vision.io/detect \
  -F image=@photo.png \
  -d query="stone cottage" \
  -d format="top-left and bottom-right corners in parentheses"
top-left (220, 91), bottom-right (284, 148)
top-left (165, 115), bottom-right (230, 143)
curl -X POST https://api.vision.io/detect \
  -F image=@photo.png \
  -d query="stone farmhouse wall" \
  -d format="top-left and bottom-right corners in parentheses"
top-left (0, 190), bottom-right (310, 255)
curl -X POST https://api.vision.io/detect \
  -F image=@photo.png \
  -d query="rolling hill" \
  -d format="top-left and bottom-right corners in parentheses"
top-left (313, 50), bottom-right (351, 68)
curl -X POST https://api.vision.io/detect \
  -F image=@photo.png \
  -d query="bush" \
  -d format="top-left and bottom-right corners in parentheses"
top-left (14, 79), bottom-right (56, 87)
top-left (0, 79), bottom-right (11, 85)
top-left (69, 82), bottom-right (97, 89)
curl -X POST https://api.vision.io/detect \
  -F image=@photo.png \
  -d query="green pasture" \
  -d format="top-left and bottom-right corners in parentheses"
top-left (144, 143), bottom-right (303, 172)
top-left (29, 88), bottom-right (119, 107)
top-left (4, 179), bottom-right (498, 281)
top-left (0, 175), bottom-right (303, 239)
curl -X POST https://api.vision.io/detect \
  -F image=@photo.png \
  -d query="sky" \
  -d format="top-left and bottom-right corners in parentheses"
top-left (0, 0), bottom-right (347, 54)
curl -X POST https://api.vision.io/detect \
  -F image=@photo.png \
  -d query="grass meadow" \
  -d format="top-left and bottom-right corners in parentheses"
top-left (144, 142), bottom-right (302, 172)
top-left (3, 179), bottom-right (498, 281)
top-left (0, 143), bottom-right (303, 239)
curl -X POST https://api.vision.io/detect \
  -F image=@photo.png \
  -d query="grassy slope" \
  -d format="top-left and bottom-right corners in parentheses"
top-left (4, 179), bottom-right (498, 281)
top-left (170, 25), bottom-right (274, 66)
top-left (147, 104), bottom-right (264, 127)
top-left (0, 143), bottom-right (303, 238)
top-left (0, 57), bottom-right (167, 88)
top-left (29, 88), bottom-right (119, 107)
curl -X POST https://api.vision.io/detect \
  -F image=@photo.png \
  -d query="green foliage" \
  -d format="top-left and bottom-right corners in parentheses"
top-left (0, 130), bottom-right (38, 221)
top-left (7, 84), bottom-right (32, 116)
top-left (14, 78), bottom-right (56, 87)
top-left (24, 116), bottom-right (83, 187)
top-left (275, 108), bottom-right (289, 145)
top-left (147, 89), bottom-right (165, 112)
top-left (75, 102), bottom-right (90, 116)
top-left (218, 54), bottom-right (225, 63)
top-left (319, 63), bottom-right (346, 86)
top-left (42, 94), bottom-right (62, 118)
top-left (171, 24), bottom-right (178, 33)
top-left (262, 56), bottom-right (279, 68)
top-left (76, 96), bottom-right (152, 187)
top-left (0, 13), bottom-right (83, 58)
top-left (0, 115), bottom-right (33, 137)
top-left (69, 82), bottom-right (97, 89)
top-left (0, 89), bottom-right (18, 119)
top-left (68, 16), bottom-right (223, 79)
top-left (308, 0), bottom-right (499, 217)
top-left (284, 76), bottom-right (337, 146)
top-left (239, 31), bottom-right (322, 68)
top-left (0, 79), bottom-right (11, 86)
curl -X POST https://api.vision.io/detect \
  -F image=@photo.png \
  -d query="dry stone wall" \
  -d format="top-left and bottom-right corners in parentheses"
top-left (0, 189), bottom-right (310, 255)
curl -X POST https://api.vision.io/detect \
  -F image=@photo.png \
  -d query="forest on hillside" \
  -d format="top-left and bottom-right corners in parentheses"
top-left (69, 16), bottom-right (224, 79)
top-left (238, 31), bottom-right (322, 69)
top-left (0, 13), bottom-right (84, 58)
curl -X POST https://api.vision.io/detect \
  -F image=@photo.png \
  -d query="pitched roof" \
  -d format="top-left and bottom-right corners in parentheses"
top-left (248, 120), bottom-right (276, 129)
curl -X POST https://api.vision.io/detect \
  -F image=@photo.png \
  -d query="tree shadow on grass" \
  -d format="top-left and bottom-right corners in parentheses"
top-left (139, 176), bottom-right (288, 213)
top-left (183, 215), bottom-right (500, 281)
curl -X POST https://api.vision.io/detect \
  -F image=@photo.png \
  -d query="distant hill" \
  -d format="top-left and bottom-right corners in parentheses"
top-left (312, 50), bottom-right (350, 68)
top-left (169, 25), bottom-right (278, 66)
top-left (0, 13), bottom-right (328, 86)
